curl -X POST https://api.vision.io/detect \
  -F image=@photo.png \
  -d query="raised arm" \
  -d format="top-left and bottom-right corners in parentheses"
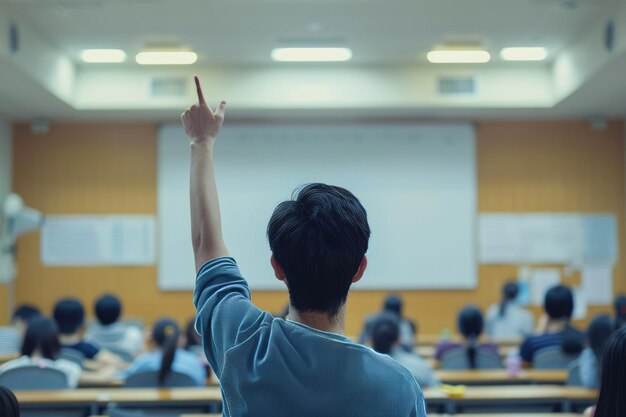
top-left (181, 76), bottom-right (228, 271)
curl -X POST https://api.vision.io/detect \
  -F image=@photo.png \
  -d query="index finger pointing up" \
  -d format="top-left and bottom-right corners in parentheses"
top-left (194, 75), bottom-right (206, 104)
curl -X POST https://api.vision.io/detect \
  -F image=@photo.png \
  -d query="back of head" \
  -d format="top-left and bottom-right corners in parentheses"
top-left (53, 298), bottom-right (85, 335)
top-left (383, 295), bottom-right (402, 317)
top-left (11, 304), bottom-right (40, 325)
top-left (95, 294), bottom-right (122, 326)
top-left (614, 295), bottom-right (626, 328)
top-left (458, 305), bottom-right (483, 369)
top-left (499, 281), bottom-right (519, 318)
top-left (587, 314), bottom-right (615, 363)
top-left (184, 318), bottom-right (201, 350)
top-left (371, 312), bottom-right (400, 355)
top-left (21, 317), bottom-right (61, 360)
top-left (152, 318), bottom-right (181, 385)
top-left (267, 183), bottom-right (370, 318)
top-left (0, 386), bottom-right (20, 417)
top-left (595, 327), bottom-right (626, 417)
top-left (544, 285), bottom-right (574, 320)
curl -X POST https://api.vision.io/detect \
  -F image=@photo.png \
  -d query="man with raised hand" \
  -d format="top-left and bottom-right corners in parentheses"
top-left (183, 76), bottom-right (426, 417)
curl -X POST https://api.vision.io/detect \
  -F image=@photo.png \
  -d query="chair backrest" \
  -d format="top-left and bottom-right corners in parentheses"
top-left (59, 348), bottom-right (85, 368)
top-left (0, 365), bottom-right (68, 390)
top-left (124, 370), bottom-right (197, 388)
top-left (566, 358), bottom-right (583, 386)
top-left (533, 346), bottom-right (580, 370)
top-left (440, 347), bottom-right (503, 370)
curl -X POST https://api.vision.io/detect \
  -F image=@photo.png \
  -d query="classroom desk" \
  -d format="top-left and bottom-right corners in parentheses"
top-left (435, 370), bottom-right (568, 385)
top-left (417, 345), bottom-right (518, 359)
top-left (422, 385), bottom-right (597, 414)
top-left (418, 334), bottom-right (522, 347)
top-left (18, 385), bottom-right (595, 416)
top-left (16, 387), bottom-right (222, 415)
top-left (0, 353), bottom-right (18, 365)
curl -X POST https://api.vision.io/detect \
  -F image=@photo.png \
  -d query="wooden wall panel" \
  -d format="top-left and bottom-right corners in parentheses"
top-left (9, 120), bottom-right (625, 337)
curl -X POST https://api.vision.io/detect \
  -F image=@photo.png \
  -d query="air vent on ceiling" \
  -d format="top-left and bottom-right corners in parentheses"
top-left (437, 76), bottom-right (476, 96)
top-left (150, 77), bottom-right (186, 98)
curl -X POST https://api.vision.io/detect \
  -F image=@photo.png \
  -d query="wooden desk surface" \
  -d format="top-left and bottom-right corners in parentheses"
top-left (418, 334), bottom-right (522, 347)
top-left (417, 345), bottom-right (518, 359)
top-left (0, 353), bottom-right (18, 365)
top-left (423, 385), bottom-right (597, 401)
top-left (435, 369), bottom-right (568, 384)
top-left (16, 387), bottom-right (222, 405)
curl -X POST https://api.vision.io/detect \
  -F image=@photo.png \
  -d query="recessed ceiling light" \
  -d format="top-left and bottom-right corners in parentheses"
top-left (80, 49), bottom-right (127, 63)
top-left (500, 47), bottom-right (548, 61)
top-left (135, 51), bottom-right (198, 65)
top-left (427, 50), bottom-right (491, 64)
top-left (271, 47), bottom-right (352, 62)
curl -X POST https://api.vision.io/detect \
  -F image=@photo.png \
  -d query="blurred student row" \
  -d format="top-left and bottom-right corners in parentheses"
top-left (0, 295), bottom-right (209, 388)
top-left (0, 282), bottom-right (624, 391)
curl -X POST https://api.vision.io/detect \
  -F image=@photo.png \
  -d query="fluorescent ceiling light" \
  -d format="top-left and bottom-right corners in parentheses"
top-left (135, 51), bottom-right (198, 65)
top-left (427, 50), bottom-right (491, 64)
top-left (500, 47), bottom-right (548, 61)
top-left (80, 49), bottom-right (127, 63)
top-left (271, 47), bottom-right (352, 62)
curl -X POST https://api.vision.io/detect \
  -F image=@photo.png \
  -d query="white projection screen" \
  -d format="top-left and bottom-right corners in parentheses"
top-left (157, 123), bottom-right (476, 290)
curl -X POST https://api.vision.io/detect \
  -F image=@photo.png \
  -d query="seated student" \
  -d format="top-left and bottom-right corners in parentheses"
top-left (85, 294), bottom-right (144, 358)
top-left (485, 281), bottom-right (534, 340)
top-left (435, 305), bottom-right (499, 367)
top-left (124, 318), bottom-right (206, 386)
top-left (520, 285), bottom-right (584, 366)
top-left (0, 305), bottom-right (40, 355)
top-left (0, 386), bottom-right (20, 417)
top-left (184, 77), bottom-right (426, 416)
top-left (614, 295), bottom-right (626, 329)
top-left (53, 298), bottom-right (123, 368)
top-left (359, 295), bottom-right (417, 351)
top-left (584, 326), bottom-right (626, 417)
top-left (372, 312), bottom-right (439, 388)
top-left (579, 314), bottom-right (615, 389)
top-left (0, 317), bottom-right (82, 387)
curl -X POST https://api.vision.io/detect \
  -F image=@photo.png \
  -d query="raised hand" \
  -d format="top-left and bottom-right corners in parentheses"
top-left (181, 76), bottom-right (226, 144)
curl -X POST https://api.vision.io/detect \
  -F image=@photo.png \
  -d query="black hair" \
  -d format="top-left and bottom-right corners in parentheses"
top-left (543, 285), bottom-right (584, 354)
top-left (499, 281), bottom-right (519, 318)
top-left (21, 317), bottom-right (61, 360)
top-left (95, 294), bottom-right (122, 326)
top-left (11, 304), bottom-right (40, 324)
top-left (371, 313), bottom-right (400, 355)
top-left (383, 295), bottom-right (402, 317)
top-left (595, 326), bottom-right (626, 417)
top-left (587, 314), bottom-right (615, 365)
top-left (544, 285), bottom-right (574, 320)
top-left (614, 295), bottom-right (626, 329)
top-left (184, 318), bottom-right (201, 350)
top-left (53, 298), bottom-right (85, 335)
top-left (0, 386), bottom-right (20, 417)
top-left (152, 318), bottom-right (180, 386)
top-left (458, 305), bottom-right (484, 369)
top-left (267, 183), bottom-right (370, 318)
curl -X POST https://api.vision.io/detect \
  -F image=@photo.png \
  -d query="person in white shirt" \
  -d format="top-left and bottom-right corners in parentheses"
top-left (0, 305), bottom-right (40, 355)
top-left (0, 317), bottom-right (82, 388)
top-left (485, 282), bottom-right (534, 340)
top-left (86, 294), bottom-right (144, 360)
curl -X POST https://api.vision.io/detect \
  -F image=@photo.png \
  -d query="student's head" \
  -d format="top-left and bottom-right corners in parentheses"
top-left (184, 318), bottom-right (201, 350)
top-left (587, 314), bottom-right (615, 364)
top-left (544, 285), bottom-right (574, 321)
top-left (383, 295), bottom-right (403, 317)
top-left (371, 313), bottom-right (400, 355)
top-left (458, 305), bottom-right (484, 340)
top-left (594, 326), bottom-right (626, 417)
top-left (0, 386), bottom-right (20, 417)
top-left (152, 318), bottom-right (181, 386)
top-left (21, 317), bottom-right (61, 360)
top-left (614, 295), bottom-right (626, 328)
top-left (53, 298), bottom-right (85, 336)
top-left (267, 183), bottom-right (370, 318)
top-left (11, 304), bottom-right (40, 334)
top-left (499, 281), bottom-right (519, 317)
top-left (95, 294), bottom-right (122, 326)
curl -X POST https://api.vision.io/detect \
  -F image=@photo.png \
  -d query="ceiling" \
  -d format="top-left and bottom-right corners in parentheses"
top-left (1, 0), bottom-right (625, 120)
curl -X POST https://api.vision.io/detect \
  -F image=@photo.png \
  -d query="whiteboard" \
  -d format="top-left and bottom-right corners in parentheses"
top-left (158, 123), bottom-right (477, 290)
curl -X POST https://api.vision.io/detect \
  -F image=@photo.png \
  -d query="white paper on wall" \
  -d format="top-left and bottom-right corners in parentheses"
top-left (530, 268), bottom-right (561, 306)
top-left (580, 263), bottom-right (614, 305)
